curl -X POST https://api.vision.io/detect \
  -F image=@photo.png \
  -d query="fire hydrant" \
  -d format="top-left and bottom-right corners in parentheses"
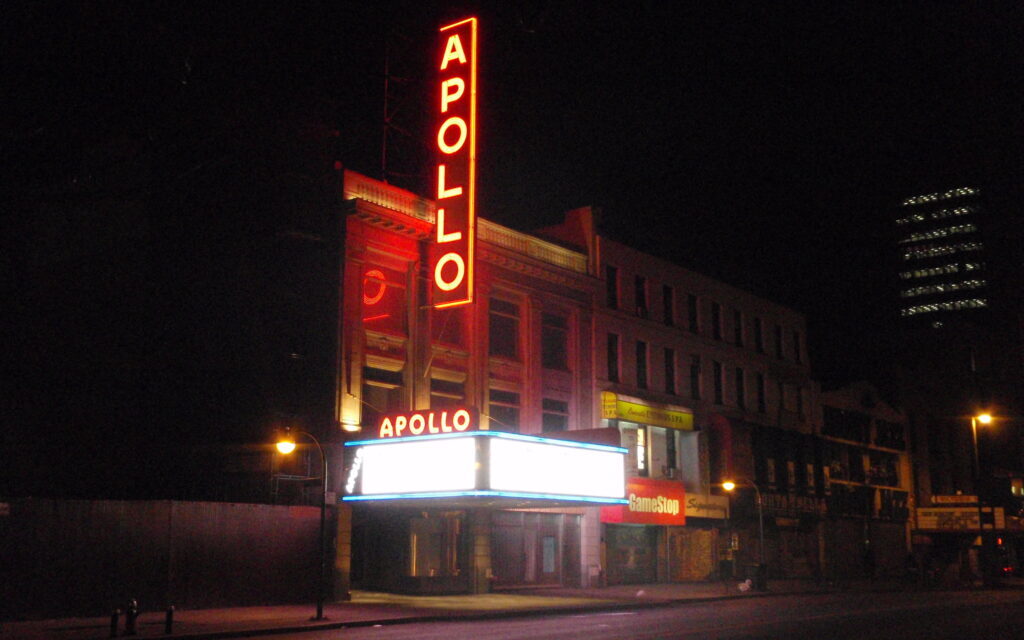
top-left (124, 599), bottom-right (139, 636)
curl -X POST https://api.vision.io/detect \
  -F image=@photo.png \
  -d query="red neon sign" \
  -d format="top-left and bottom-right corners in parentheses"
top-left (431, 17), bottom-right (477, 308)
top-left (377, 408), bottom-right (478, 439)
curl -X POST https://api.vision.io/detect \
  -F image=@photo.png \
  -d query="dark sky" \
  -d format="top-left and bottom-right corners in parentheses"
top-left (3, 2), bottom-right (1022, 496)
top-left (345, 1), bottom-right (1024, 381)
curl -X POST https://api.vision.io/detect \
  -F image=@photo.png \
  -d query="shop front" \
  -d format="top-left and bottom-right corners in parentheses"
top-left (678, 494), bottom-right (729, 581)
top-left (601, 477), bottom-right (687, 585)
top-left (342, 412), bottom-right (628, 594)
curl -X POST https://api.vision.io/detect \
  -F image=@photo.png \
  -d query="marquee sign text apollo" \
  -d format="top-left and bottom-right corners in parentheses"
top-left (431, 17), bottom-right (477, 308)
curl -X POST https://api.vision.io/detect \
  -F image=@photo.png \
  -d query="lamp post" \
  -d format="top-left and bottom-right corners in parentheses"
top-left (723, 479), bottom-right (765, 589)
top-left (277, 428), bottom-right (328, 620)
top-left (971, 412), bottom-right (992, 584)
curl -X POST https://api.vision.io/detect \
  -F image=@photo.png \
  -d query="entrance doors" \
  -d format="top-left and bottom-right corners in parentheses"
top-left (491, 511), bottom-right (580, 587)
top-left (606, 524), bottom-right (658, 584)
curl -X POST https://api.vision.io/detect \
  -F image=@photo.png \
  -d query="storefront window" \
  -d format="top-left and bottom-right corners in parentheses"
top-left (542, 536), bottom-right (556, 573)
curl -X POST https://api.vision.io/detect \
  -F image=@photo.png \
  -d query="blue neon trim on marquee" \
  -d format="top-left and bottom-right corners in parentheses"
top-left (344, 429), bottom-right (627, 454)
top-left (341, 490), bottom-right (628, 504)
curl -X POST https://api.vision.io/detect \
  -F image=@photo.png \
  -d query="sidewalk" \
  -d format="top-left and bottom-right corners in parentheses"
top-left (0, 578), bottom-right (936, 640)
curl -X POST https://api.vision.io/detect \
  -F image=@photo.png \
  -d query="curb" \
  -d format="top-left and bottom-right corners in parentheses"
top-left (142, 588), bottom-right (839, 640)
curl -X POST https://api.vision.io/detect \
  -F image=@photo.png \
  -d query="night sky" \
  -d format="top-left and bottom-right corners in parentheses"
top-left (3, 2), bottom-right (1022, 497)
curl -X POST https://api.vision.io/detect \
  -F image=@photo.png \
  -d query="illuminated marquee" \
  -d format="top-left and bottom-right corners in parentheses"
top-left (343, 431), bottom-right (627, 505)
top-left (431, 17), bottom-right (477, 308)
top-left (376, 408), bottom-right (478, 439)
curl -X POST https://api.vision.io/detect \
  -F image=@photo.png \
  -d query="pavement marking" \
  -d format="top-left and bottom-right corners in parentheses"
top-left (569, 612), bottom-right (637, 617)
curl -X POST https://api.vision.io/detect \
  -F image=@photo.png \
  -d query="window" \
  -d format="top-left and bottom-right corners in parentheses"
top-left (735, 367), bottom-right (745, 409)
top-left (689, 356), bottom-right (701, 400)
top-left (637, 426), bottom-right (647, 476)
top-left (733, 309), bottom-right (743, 346)
top-left (875, 420), bottom-right (906, 450)
top-left (607, 333), bottom-right (620, 382)
top-left (635, 275), bottom-right (648, 317)
top-left (361, 366), bottom-right (405, 432)
top-left (542, 399), bottom-right (569, 432)
top-left (687, 294), bottom-right (699, 333)
top-left (792, 330), bottom-right (802, 363)
top-left (796, 387), bottom-right (804, 417)
top-left (823, 407), bottom-right (871, 443)
top-left (665, 429), bottom-right (677, 472)
top-left (430, 377), bottom-right (464, 408)
top-left (541, 313), bottom-right (568, 370)
top-left (432, 306), bottom-right (465, 347)
top-left (754, 317), bottom-right (764, 353)
top-left (488, 389), bottom-right (520, 432)
top-left (636, 340), bottom-right (648, 389)
top-left (711, 302), bottom-right (722, 340)
top-left (606, 265), bottom-right (619, 309)
top-left (713, 360), bottom-right (723, 404)
top-left (756, 373), bottom-right (766, 413)
top-left (664, 347), bottom-right (676, 395)
top-left (662, 285), bottom-right (674, 326)
top-left (489, 298), bottom-right (519, 359)
top-left (774, 324), bottom-right (784, 359)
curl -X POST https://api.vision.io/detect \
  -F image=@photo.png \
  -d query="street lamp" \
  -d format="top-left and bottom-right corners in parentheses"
top-left (276, 428), bottom-right (328, 620)
top-left (971, 412), bottom-right (993, 584)
top-left (723, 479), bottom-right (766, 588)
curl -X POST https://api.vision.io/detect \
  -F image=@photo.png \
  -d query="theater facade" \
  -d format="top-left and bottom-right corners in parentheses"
top-left (335, 169), bottom-right (634, 593)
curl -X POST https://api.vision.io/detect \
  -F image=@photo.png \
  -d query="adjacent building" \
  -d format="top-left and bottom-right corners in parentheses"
top-left (819, 382), bottom-right (912, 578)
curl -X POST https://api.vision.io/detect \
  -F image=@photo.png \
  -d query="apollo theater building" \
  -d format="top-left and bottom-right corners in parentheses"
top-left (333, 16), bottom-right (825, 595)
top-left (334, 17), bottom-right (635, 594)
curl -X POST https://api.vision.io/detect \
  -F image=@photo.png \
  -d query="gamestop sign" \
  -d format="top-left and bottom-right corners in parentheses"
top-left (431, 17), bottom-right (477, 308)
top-left (601, 477), bottom-right (686, 526)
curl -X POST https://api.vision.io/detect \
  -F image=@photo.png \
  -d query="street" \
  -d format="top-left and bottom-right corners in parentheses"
top-left (258, 590), bottom-right (1024, 640)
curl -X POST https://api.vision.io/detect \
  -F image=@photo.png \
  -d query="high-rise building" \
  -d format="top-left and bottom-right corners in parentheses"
top-left (893, 185), bottom-right (1023, 513)
top-left (895, 186), bottom-right (988, 329)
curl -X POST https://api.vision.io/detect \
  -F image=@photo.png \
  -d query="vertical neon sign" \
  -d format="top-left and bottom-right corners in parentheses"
top-left (432, 17), bottom-right (477, 308)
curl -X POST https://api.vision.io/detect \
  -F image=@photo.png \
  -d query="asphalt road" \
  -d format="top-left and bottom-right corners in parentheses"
top-left (258, 590), bottom-right (1024, 639)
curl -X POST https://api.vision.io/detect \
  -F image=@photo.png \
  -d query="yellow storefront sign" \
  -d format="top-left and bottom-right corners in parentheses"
top-left (601, 392), bottom-right (694, 430)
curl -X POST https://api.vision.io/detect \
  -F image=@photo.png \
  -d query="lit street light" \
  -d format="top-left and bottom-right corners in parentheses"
top-left (971, 412), bottom-right (993, 584)
top-left (723, 479), bottom-right (766, 589)
top-left (276, 428), bottom-right (328, 620)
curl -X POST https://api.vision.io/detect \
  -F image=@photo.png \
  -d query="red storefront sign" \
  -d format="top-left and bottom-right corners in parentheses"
top-left (601, 477), bottom-right (686, 526)
top-left (431, 17), bottom-right (477, 308)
